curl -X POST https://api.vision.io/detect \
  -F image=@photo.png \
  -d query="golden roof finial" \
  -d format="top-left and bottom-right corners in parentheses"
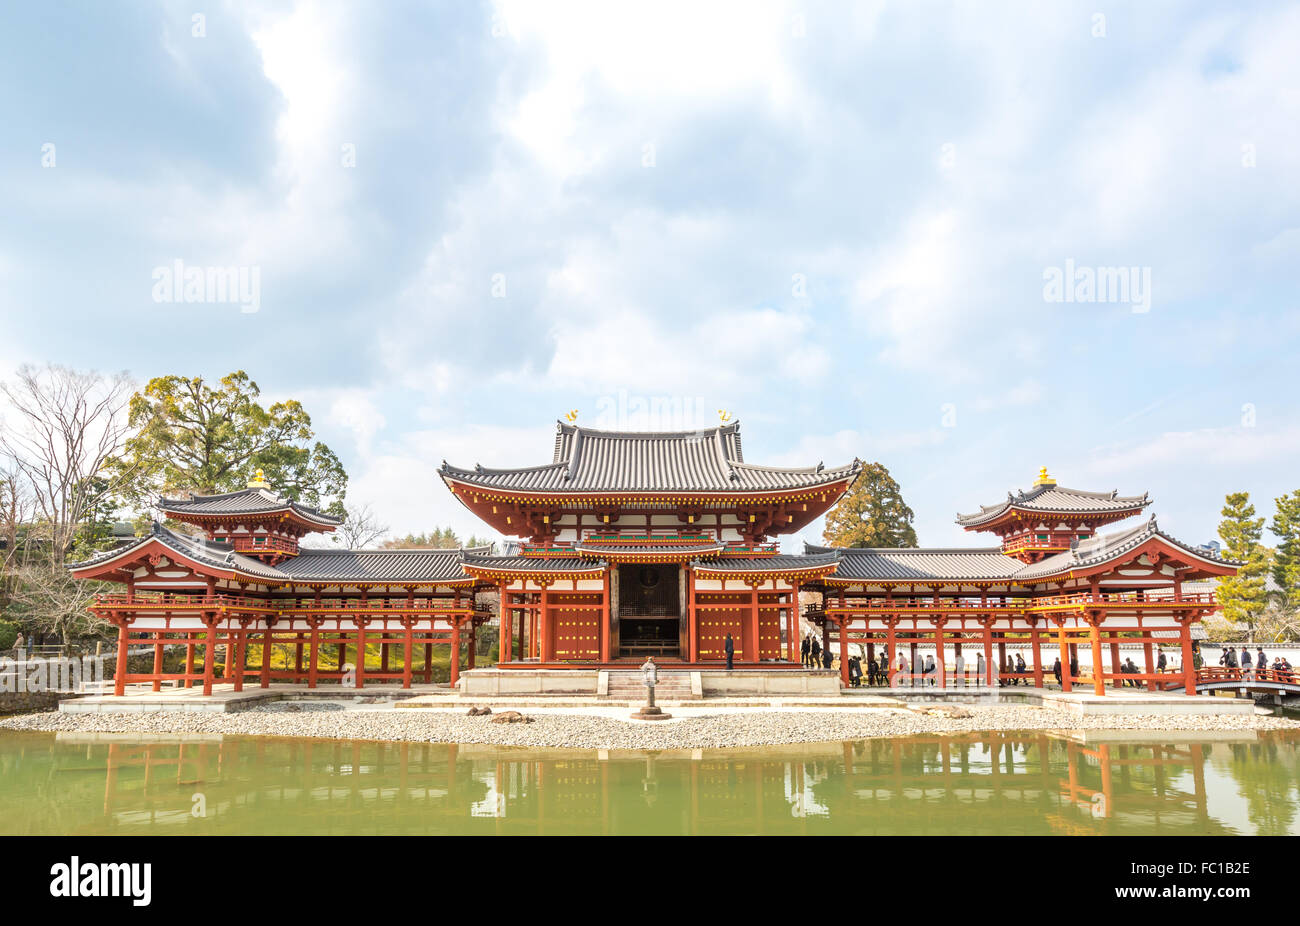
top-left (1034, 467), bottom-right (1056, 486)
top-left (247, 468), bottom-right (270, 489)
top-left (563, 409), bottom-right (579, 424)
top-left (718, 409), bottom-right (732, 423)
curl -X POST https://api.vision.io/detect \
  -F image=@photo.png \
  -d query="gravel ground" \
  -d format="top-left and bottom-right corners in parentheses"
top-left (2, 703), bottom-right (1297, 750)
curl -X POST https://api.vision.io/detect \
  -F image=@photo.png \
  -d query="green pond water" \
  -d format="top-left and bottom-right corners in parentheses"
top-left (1, 729), bottom-right (1297, 835)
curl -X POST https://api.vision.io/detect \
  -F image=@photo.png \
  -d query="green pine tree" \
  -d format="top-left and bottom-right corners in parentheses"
top-left (822, 462), bottom-right (918, 548)
top-left (1270, 490), bottom-right (1300, 612)
top-left (1217, 491), bottom-right (1269, 639)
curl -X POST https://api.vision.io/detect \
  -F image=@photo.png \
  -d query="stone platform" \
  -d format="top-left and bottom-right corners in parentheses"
top-left (58, 683), bottom-right (445, 714)
top-left (872, 685), bottom-right (1255, 716)
top-left (457, 667), bottom-right (842, 699)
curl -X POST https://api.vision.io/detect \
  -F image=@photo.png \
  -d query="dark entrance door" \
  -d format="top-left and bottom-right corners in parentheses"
top-left (616, 563), bottom-right (681, 658)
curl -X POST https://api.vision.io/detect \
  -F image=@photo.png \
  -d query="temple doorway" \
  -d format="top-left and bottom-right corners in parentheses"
top-left (615, 563), bottom-right (682, 659)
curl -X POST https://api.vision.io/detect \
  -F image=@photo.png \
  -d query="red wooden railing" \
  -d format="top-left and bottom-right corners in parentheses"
top-left (228, 535), bottom-right (298, 555)
top-left (92, 592), bottom-right (486, 615)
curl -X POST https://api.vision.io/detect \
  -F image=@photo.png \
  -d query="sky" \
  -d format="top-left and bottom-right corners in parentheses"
top-left (1, 0), bottom-right (1297, 551)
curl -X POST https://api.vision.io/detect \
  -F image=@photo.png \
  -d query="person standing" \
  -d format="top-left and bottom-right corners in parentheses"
top-left (810, 636), bottom-right (821, 668)
top-left (1157, 649), bottom-right (1167, 672)
top-left (975, 651), bottom-right (986, 687)
top-left (1241, 646), bottom-right (1253, 681)
top-left (924, 654), bottom-right (936, 686)
top-left (800, 635), bottom-right (810, 668)
top-left (724, 633), bottom-right (735, 671)
top-left (1053, 657), bottom-right (1062, 686)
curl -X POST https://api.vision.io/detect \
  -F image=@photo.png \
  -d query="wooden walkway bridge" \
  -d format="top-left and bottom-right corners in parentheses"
top-left (1165, 667), bottom-right (1300, 700)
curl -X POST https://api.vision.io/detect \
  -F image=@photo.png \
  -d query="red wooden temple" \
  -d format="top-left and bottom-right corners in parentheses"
top-left (71, 422), bottom-right (1237, 698)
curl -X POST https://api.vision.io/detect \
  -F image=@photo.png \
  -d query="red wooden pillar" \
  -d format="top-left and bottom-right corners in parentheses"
top-left (467, 621), bottom-right (477, 670)
top-left (839, 618), bottom-right (850, 688)
top-left (1030, 623), bottom-right (1044, 688)
top-left (1110, 636), bottom-right (1122, 689)
top-left (423, 642), bottom-right (432, 682)
top-left (450, 617), bottom-right (461, 687)
top-left (748, 582), bottom-right (761, 663)
top-left (1143, 639), bottom-right (1156, 692)
top-left (934, 622), bottom-right (945, 689)
top-left (113, 620), bottom-right (129, 697)
top-left (184, 635), bottom-right (196, 689)
top-left (355, 621), bottom-right (366, 689)
top-left (885, 620), bottom-right (897, 686)
top-left (149, 631), bottom-right (163, 693)
top-left (1180, 622), bottom-right (1196, 696)
top-left (233, 627), bottom-right (248, 693)
top-left (539, 583), bottom-right (553, 663)
top-left (308, 625), bottom-right (319, 689)
top-left (1089, 621), bottom-right (1105, 696)
top-left (601, 571), bottom-right (613, 664)
top-left (403, 623), bottom-right (413, 689)
top-left (1058, 625), bottom-right (1072, 692)
top-left (499, 585), bottom-right (511, 664)
top-left (983, 623), bottom-right (994, 687)
top-left (294, 634), bottom-right (304, 682)
top-left (202, 619), bottom-right (217, 696)
top-left (261, 624), bottom-right (273, 688)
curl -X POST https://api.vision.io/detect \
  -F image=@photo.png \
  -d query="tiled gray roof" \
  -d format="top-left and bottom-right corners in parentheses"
top-left (441, 420), bottom-right (861, 494)
top-left (803, 543), bottom-right (1024, 581)
top-left (574, 542), bottom-right (723, 556)
top-left (460, 554), bottom-right (606, 573)
top-left (160, 487), bottom-right (342, 526)
top-left (692, 552), bottom-right (842, 573)
top-left (1011, 516), bottom-right (1237, 580)
top-left (808, 517), bottom-right (1238, 583)
top-left (68, 523), bottom-right (286, 580)
top-left (280, 549), bottom-right (470, 583)
top-left (956, 483), bottom-right (1149, 527)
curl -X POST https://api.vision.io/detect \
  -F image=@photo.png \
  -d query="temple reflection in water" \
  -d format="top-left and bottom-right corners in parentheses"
top-left (4, 730), bottom-right (1296, 836)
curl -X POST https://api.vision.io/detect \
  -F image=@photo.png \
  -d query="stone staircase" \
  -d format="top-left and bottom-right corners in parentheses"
top-left (604, 670), bottom-right (698, 701)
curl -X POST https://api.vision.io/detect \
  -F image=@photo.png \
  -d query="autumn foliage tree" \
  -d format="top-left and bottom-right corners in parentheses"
top-left (822, 462), bottom-right (918, 548)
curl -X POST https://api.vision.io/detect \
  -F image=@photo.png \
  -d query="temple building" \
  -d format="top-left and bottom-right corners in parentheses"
top-left (70, 421), bottom-right (1237, 698)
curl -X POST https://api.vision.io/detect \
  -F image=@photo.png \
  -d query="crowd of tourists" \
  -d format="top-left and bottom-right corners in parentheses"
top-left (798, 634), bottom-right (1201, 689)
top-left (1217, 646), bottom-right (1294, 682)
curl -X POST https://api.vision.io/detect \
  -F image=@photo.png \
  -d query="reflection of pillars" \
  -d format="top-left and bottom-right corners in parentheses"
top-left (1190, 744), bottom-right (1208, 820)
top-left (753, 761), bottom-right (764, 832)
top-left (842, 741), bottom-right (854, 776)
top-left (690, 760), bottom-right (700, 836)
top-left (104, 742), bottom-right (120, 815)
top-left (941, 740), bottom-right (951, 793)
top-left (1030, 623), bottom-right (1043, 687)
top-left (600, 760), bottom-right (610, 836)
top-left (1098, 744), bottom-right (1113, 824)
top-left (1037, 734), bottom-right (1052, 808)
top-left (1057, 625), bottom-right (1071, 692)
top-left (1066, 744), bottom-right (1078, 800)
top-left (1153, 745), bottom-right (1166, 798)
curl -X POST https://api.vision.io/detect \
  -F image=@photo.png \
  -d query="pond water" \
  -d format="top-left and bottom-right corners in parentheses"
top-left (1, 729), bottom-right (1297, 835)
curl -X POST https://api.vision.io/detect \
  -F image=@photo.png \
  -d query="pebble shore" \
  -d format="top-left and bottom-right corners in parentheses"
top-left (2, 703), bottom-right (1297, 750)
